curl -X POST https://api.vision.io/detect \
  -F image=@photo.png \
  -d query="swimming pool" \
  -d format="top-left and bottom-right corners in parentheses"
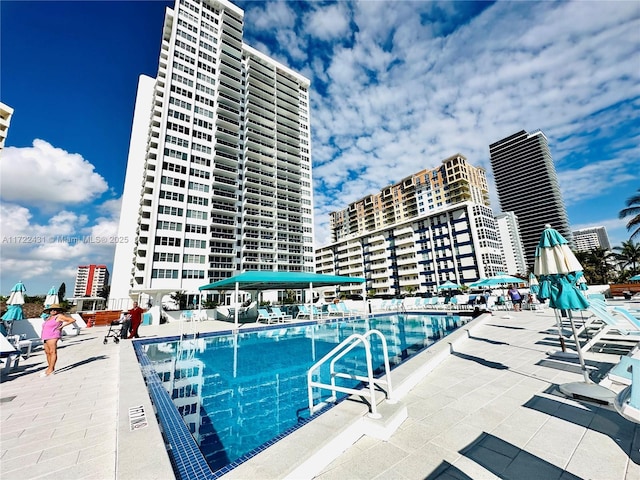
top-left (135, 313), bottom-right (467, 479)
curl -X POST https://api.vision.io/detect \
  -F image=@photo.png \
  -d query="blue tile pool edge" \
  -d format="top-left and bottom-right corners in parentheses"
top-left (133, 321), bottom-right (338, 480)
top-left (132, 313), bottom-right (467, 479)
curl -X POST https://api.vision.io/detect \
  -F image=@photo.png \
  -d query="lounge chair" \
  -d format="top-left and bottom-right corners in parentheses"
top-left (600, 346), bottom-right (640, 388)
top-left (270, 306), bottom-right (293, 322)
top-left (580, 305), bottom-right (640, 353)
top-left (296, 305), bottom-right (312, 319)
top-left (1, 333), bottom-right (22, 376)
top-left (613, 356), bottom-right (640, 423)
top-left (336, 301), bottom-right (358, 318)
top-left (257, 308), bottom-right (279, 324)
top-left (326, 303), bottom-right (345, 318)
top-left (311, 305), bottom-right (330, 319)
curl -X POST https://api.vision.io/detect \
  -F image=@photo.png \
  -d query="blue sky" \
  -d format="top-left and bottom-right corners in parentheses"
top-left (1, 0), bottom-right (639, 295)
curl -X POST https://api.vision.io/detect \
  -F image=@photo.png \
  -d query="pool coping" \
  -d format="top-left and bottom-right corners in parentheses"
top-left (117, 312), bottom-right (489, 480)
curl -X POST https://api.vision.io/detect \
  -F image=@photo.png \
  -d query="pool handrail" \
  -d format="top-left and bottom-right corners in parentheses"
top-left (307, 329), bottom-right (393, 419)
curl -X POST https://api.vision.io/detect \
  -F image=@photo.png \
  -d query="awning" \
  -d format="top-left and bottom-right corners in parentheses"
top-left (199, 271), bottom-right (365, 291)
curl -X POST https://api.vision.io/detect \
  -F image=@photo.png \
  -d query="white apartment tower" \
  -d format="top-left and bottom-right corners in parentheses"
top-left (317, 156), bottom-right (505, 297)
top-left (0, 102), bottom-right (14, 151)
top-left (573, 226), bottom-right (611, 252)
top-left (111, 0), bottom-right (313, 303)
top-left (494, 211), bottom-right (527, 276)
top-left (74, 264), bottom-right (110, 298)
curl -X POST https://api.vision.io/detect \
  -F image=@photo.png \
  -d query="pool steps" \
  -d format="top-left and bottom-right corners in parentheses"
top-left (224, 313), bottom-right (492, 479)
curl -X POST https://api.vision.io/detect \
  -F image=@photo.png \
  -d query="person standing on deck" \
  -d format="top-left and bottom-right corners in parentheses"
top-left (127, 302), bottom-right (144, 339)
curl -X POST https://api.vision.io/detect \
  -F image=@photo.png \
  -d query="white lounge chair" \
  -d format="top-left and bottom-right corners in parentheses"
top-left (1, 333), bottom-right (22, 376)
top-left (580, 305), bottom-right (640, 353)
top-left (613, 356), bottom-right (640, 423)
top-left (271, 307), bottom-right (293, 322)
top-left (257, 308), bottom-right (279, 324)
top-left (336, 301), bottom-right (358, 318)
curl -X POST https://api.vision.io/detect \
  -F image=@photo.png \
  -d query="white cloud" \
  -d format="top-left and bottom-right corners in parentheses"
top-left (0, 140), bottom-right (120, 294)
top-left (0, 139), bottom-right (108, 207)
top-left (304, 3), bottom-right (350, 41)
top-left (291, 1), bottom-right (640, 247)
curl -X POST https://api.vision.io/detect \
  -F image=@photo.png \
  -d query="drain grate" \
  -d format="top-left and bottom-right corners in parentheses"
top-left (129, 405), bottom-right (148, 431)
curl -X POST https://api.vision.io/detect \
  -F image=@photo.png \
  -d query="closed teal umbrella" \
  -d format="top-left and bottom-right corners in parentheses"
top-left (2, 281), bottom-right (26, 335)
top-left (534, 225), bottom-right (588, 310)
top-left (529, 273), bottom-right (540, 295)
top-left (45, 286), bottom-right (58, 307)
top-left (534, 225), bottom-right (613, 404)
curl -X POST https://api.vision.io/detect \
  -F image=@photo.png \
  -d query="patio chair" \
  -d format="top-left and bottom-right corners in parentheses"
top-left (311, 305), bottom-right (331, 319)
top-left (326, 303), bottom-right (345, 318)
top-left (580, 305), bottom-right (640, 353)
top-left (296, 305), bottom-right (312, 319)
top-left (613, 356), bottom-right (640, 423)
top-left (336, 301), bottom-right (358, 318)
top-left (600, 346), bottom-right (640, 388)
top-left (1, 333), bottom-right (21, 376)
top-left (270, 306), bottom-right (293, 323)
top-left (257, 308), bottom-right (278, 324)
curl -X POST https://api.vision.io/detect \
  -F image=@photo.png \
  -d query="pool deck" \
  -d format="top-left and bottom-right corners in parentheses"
top-left (1, 304), bottom-right (639, 479)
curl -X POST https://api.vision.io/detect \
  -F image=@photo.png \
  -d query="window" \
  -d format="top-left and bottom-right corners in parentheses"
top-left (152, 269), bottom-right (179, 279)
top-left (155, 237), bottom-right (182, 248)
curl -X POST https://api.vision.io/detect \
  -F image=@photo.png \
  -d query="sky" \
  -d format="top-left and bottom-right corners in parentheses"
top-left (1, 0), bottom-right (639, 296)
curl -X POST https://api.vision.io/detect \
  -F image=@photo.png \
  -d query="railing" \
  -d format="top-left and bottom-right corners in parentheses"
top-left (307, 330), bottom-right (393, 418)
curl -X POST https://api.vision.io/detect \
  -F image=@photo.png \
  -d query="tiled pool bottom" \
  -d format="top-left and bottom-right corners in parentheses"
top-left (134, 313), bottom-right (468, 479)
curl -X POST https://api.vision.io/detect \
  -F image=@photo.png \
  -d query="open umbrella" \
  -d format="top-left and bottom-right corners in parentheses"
top-left (2, 281), bottom-right (26, 335)
top-left (477, 272), bottom-right (525, 288)
top-left (45, 286), bottom-right (58, 307)
top-left (534, 225), bottom-right (614, 405)
top-left (437, 280), bottom-right (460, 291)
top-left (630, 274), bottom-right (640, 282)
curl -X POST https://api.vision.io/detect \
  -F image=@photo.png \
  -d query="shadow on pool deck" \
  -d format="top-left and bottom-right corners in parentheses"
top-left (1, 307), bottom-right (639, 480)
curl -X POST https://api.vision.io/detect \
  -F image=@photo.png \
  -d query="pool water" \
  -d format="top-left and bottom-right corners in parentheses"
top-left (139, 313), bottom-right (466, 478)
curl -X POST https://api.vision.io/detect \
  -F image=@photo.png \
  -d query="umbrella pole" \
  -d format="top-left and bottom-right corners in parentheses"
top-left (567, 310), bottom-right (590, 384)
top-left (553, 309), bottom-right (567, 352)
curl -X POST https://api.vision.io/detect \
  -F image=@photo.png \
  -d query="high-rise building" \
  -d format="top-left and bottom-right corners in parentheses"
top-left (0, 102), bottom-right (14, 150)
top-left (317, 156), bottom-right (504, 297)
top-left (494, 212), bottom-right (527, 276)
top-left (490, 130), bottom-right (572, 268)
top-left (74, 264), bottom-right (110, 298)
top-left (330, 154), bottom-right (490, 241)
top-left (573, 226), bottom-right (611, 252)
top-left (111, 0), bottom-right (313, 305)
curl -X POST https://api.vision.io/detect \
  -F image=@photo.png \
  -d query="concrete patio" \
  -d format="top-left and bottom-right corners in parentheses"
top-left (1, 305), bottom-right (639, 479)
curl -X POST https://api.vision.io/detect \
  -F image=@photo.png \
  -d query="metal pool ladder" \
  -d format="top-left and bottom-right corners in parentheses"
top-left (307, 329), bottom-right (394, 419)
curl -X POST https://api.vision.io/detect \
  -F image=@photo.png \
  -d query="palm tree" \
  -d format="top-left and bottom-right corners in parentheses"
top-left (612, 240), bottom-right (640, 276)
top-left (587, 247), bottom-right (616, 284)
top-left (619, 188), bottom-right (640, 240)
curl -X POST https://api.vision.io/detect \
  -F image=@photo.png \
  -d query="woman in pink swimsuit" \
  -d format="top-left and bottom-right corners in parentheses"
top-left (40, 304), bottom-right (76, 376)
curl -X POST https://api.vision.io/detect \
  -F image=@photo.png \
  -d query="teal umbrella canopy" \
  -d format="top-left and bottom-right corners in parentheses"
top-left (534, 225), bottom-right (582, 275)
top-left (468, 278), bottom-right (487, 288)
top-left (2, 282), bottom-right (26, 335)
top-left (437, 280), bottom-right (460, 290)
top-left (7, 281), bottom-right (26, 305)
top-left (478, 272), bottom-right (525, 288)
top-left (199, 271), bottom-right (365, 291)
top-left (534, 225), bottom-right (588, 310)
top-left (630, 274), bottom-right (640, 282)
top-left (2, 304), bottom-right (24, 321)
top-left (45, 286), bottom-right (58, 307)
